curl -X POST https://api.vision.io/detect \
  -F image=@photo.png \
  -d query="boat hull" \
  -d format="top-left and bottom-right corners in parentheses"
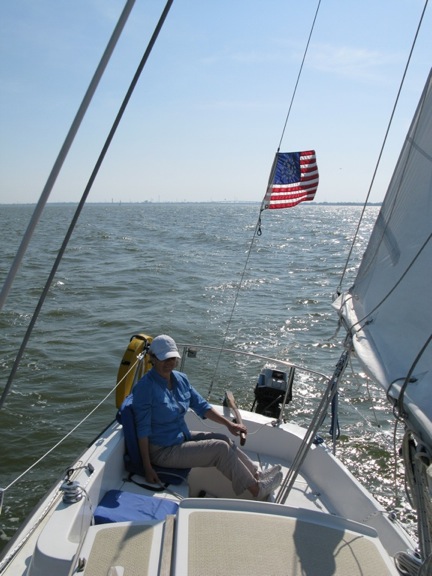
top-left (0, 406), bottom-right (413, 575)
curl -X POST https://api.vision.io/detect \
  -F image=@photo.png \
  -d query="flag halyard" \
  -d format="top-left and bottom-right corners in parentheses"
top-left (263, 150), bottom-right (318, 209)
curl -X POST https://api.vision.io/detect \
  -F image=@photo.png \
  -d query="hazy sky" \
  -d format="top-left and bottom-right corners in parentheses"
top-left (0, 0), bottom-right (431, 205)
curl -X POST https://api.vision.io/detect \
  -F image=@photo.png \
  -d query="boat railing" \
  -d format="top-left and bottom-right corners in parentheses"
top-left (177, 342), bottom-right (330, 383)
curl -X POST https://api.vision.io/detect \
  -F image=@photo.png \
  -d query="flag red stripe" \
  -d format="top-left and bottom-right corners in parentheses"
top-left (300, 166), bottom-right (318, 174)
top-left (267, 196), bottom-right (314, 209)
top-left (272, 179), bottom-right (319, 192)
top-left (270, 191), bottom-right (317, 201)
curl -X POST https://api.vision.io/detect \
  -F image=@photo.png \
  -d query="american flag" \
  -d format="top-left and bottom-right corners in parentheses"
top-left (263, 150), bottom-right (318, 209)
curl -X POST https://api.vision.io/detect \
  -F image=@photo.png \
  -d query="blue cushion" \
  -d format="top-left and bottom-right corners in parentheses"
top-left (94, 490), bottom-right (179, 525)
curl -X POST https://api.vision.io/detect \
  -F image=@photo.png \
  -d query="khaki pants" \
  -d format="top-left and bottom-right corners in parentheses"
top-left (149, 431), bottom-right (257, 495)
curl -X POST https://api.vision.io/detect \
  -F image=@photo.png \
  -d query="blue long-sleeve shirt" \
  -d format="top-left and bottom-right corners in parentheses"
top-left (132, 368), bottom-right (211, 446)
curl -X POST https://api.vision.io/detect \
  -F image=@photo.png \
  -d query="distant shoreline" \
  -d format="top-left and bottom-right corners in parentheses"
top-left (0, 201), bottom-right (382, 207)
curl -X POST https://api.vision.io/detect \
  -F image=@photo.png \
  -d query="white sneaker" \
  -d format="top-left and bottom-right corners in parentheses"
top-left (257, 464), bottom-right (281, 480)
top-left (257, 471), bottom-right (283, 500)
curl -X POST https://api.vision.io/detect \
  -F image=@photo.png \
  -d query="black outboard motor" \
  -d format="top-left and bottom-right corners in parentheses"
top-left (253, 368), bottom-right (292, 418)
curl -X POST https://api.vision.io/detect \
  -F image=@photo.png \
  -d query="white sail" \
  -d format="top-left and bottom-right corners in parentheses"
top-left (336, 69), bottom-right (432, 449)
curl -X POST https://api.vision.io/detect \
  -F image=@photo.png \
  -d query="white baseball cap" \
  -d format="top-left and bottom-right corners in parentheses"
top-left (149, 335), bottom-right (181, 361)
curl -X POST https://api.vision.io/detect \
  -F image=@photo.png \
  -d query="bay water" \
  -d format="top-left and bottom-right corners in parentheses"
top-left (0, 202), bottom-right (415, 549)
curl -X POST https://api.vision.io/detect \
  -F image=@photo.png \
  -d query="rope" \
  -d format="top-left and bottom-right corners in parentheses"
top-left (335, 0), bottom-right (429, 297)
top-left (0, 0), bottom-right (174, 410)
top-left (187, 406), bottom-right (273, 439)
top-left (276, 349), bottom-right (349, 504)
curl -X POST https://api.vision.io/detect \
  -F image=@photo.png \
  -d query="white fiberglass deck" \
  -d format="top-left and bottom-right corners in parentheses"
top-left (77, 499), bottom-right (398, 576)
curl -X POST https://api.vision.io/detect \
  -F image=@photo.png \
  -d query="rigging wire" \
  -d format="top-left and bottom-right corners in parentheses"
top-left (207, 0), bottom-right (322, 398)
top-left (276, 0), bottom-right (322, 151)
top-left (0, 349), bottom-right (142, 495)
top-left (0, 0), bottom-right (136, 313)
top-left (350, 233), bottom-right (431, 335)
top-left (335, 0), bottom-right (429, 297)
top-left (394, 333), bottom-right (432, 419)
top-left (0, 0), bottom-right (175, 410)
